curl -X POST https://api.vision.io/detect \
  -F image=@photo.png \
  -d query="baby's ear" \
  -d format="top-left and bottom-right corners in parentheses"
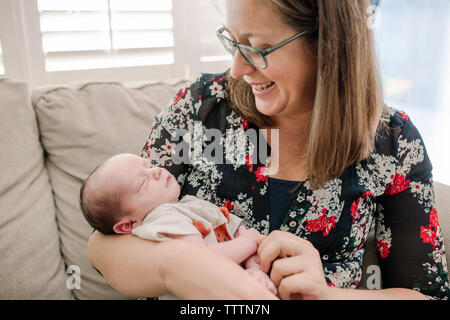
top-left (113, 218), bottom-right (134, 234)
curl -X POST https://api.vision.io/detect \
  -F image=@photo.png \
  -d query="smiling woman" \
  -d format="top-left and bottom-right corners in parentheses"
top-left (226, 0), bottom-right (383, 189)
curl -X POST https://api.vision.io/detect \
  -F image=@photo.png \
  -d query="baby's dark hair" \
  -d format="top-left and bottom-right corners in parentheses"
top-left (79, 163), bottom-right (123, 235)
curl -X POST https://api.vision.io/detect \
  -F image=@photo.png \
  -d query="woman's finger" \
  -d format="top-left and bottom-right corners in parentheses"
top-left (269, 255), bottom-right (304, 288)
top-left (277, 273), bottom-right (318, 300)
top-left (257, 231), bottom-right (315, 273)
top-left (256, 234), bottom-right (266, 245)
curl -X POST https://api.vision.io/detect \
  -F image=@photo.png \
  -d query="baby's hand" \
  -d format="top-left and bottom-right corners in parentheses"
top-left (246, 267), bottom-right (278, 296)
top-left (237, 226), bottom-right (264, 243)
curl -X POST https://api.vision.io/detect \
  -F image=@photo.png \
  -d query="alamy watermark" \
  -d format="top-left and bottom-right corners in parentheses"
top-left (365, 264), bottom-right (382, 289)
top-left (66, 265), bottom-right (81, 290)
top-left (169, 122), bottom-right (280, 174)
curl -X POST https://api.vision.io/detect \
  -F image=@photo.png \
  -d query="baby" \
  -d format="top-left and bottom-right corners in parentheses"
top-left (80, 153), bottom-right (276, 297)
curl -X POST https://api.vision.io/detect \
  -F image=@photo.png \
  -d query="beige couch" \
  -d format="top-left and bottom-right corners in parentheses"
top-left (0, 77), bottom-right (449, 299)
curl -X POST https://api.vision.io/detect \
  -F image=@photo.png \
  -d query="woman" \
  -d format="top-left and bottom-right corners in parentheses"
top-left (88, 0), bottom-right (449, 300)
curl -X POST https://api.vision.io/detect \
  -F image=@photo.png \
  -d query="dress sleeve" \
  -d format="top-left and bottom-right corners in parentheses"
top-left (375, 115), bottom-right (449, 299)
top-left (140, 75), bottom-right (204, 186)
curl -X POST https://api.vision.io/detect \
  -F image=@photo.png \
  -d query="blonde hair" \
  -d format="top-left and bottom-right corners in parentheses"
top-left (227, 0), bottom-right (384, 189)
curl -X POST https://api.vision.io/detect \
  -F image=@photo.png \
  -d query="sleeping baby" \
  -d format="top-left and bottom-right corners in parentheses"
top-left (79, 153), bottom-right (277, 298)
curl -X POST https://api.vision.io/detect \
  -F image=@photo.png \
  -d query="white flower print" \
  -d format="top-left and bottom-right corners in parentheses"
top-left (356, 153), bottom-right (396, 196)
top-left (209, 81), bottom-right (225, 99)
top-left (397, 137), bottom-right (424, 176)
top-left (375, 208), bottom-right (392, 259)
top-left (410, 179), bottom-right (435, 212)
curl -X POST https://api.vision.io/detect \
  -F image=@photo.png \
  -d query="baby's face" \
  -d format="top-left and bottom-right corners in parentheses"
top-left (94, 153), bottom-right (180, 225)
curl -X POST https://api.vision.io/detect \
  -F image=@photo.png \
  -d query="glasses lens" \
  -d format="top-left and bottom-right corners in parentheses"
top-left (239, 46), bottom-right (266, 69)
top-left (217, 31), bottom-right (236, 56)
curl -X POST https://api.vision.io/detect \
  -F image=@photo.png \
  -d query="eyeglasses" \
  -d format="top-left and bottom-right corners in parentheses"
top-left (216, 27), bottom-right (310, 69)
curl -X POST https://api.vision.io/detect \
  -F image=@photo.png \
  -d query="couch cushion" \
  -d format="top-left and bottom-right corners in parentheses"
top-left (0, 79), bottom-right (72, 299)
top-left (32, 79), bottom-right (185, 299)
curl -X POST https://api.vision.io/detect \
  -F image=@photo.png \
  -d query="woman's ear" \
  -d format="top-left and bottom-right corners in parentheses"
top-left (113, 218), bottom-right (135, 234)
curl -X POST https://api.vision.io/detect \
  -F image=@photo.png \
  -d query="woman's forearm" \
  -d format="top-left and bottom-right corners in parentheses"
top-left (87, 231), bottom-right (169, 298)
top-left (87, 231), bottom-right (277, 299)
top-left (330, 287), bottom-right (428, 300)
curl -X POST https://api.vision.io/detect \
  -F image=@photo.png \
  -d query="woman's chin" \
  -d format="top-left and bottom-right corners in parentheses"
top-left (255, 102), bottom-right (281, 117)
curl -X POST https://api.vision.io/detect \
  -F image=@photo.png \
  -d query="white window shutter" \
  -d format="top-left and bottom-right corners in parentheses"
top-left (37, 0), bottom-right (175, 71)
top-left (186, 0), bottom-right (231, 76)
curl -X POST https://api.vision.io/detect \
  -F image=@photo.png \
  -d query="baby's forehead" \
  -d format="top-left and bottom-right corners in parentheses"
top-left (98, 155), bottom-right (141, 183)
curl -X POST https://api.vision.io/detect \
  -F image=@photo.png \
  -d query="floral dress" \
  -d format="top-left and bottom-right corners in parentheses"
top-left (141, 71), bottom-right (449, 300)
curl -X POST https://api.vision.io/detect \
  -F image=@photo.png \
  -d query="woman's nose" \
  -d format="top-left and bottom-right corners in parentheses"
top-left (230, 50), bottom-right (256, 79)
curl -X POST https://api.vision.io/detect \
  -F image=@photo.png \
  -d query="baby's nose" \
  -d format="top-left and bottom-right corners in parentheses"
top-left (152, 168), bottom-right (162, 180)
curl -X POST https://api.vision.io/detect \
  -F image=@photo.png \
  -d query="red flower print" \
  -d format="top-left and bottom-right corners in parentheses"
top-left (241, 116), bottom-right (249, 130)
top-left (419, 208), bottom-right (440, 250)
top-left (245, 155), bottom-right (253, 172)
top-left (305, 214), bottom-right (337, 236)
top-left (350, 200), bottom-right (359, 219)
top-left (398, 110), bottom-right (410, 121)
top-left (217, 75), bottom-right (227, 84)
top-left (385, 174), bottom-right (410, 195)
top-left (429, 208), bottom-right (440, 228)
top-left (142, 141), bottom-right (151, 158)
top-left (361, 191), bottom-right (374, 199)
top-left (223, 199), bottom-right (234, 211)
top-left (173, 87), bottom-right (188, 106)
top-left (350, 191), bottom-right (374, 220)
top-left (254, 166), bottom-right (268, 184)
top-left (420, 226), bottom-right (437, 249)
top-left (376, 240), bottom-right (391, 259)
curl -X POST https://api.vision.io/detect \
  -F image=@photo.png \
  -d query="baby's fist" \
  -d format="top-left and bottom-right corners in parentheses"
top-left (238, 226), bottom-right (262, 243)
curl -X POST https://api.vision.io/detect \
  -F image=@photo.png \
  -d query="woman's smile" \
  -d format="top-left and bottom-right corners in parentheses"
top-left (250, 81), bottom-right (276, 96)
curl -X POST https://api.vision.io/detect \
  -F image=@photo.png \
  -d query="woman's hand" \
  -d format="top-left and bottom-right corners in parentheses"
top-left (257, 230), bottom-right (335, 300)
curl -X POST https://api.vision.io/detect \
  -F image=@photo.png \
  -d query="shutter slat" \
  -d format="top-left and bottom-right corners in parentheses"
top-left (111, 12), bottom-right (173, 30)
top-left (113, 30), bottom-right (174, 50)
top-left (45, 48), bottom-right (174, 71)
top-left (42, 31), bottom-right (111, 52)
top-left (38, 0), bottom-right (108, 11)
top-left (109, 0), bottom-right (172, 11)
top-left (40, 11), bottom-right (109, 32)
